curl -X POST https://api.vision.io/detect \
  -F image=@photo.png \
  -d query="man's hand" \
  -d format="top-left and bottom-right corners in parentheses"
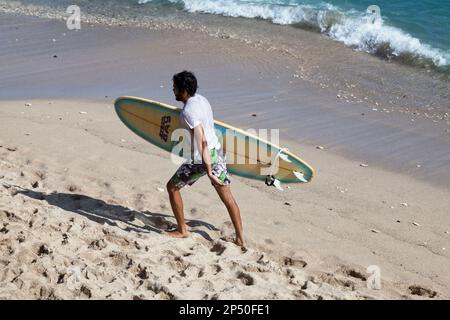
top-left (208, 172), bottom-right (223, 187)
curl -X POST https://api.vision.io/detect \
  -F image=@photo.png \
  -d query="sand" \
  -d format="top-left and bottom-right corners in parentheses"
top-left (1, 12), bottom-right (449, 300)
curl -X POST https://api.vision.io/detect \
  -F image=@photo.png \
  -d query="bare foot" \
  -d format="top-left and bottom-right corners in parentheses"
top-left (165, 230), bottom-right (189, 239)
top-left (234, 237), bottom-right (244, 247)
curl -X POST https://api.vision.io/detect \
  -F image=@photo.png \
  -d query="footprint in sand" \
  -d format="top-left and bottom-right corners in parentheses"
top-left (66, 185), bottom-right (78, 192)
top-left (318, 273), bottom-right (356, 291)
top-left (88, 239), bottom-right (107, 250)
top-left (37, 244), bottom-right (52, 256)
top-left (39, 286), bottom-right (56, 300)
top-left (284, 257), bottom-right (308, 268)
top-left (211, 264), bottom-right (221, 276)
top-left (408, 285), bottom-right (437, 298)
top-left (237, 271), bottom-right (255, 286)
top-left (137, 265), bottom-right (150, 280)
top-left (108, 251), bottom-right (132, 268)
top-left (147, 282), bottom-right (176, 300)
top-left (293, 289), bottom-right (311, 299)
top-left (34, 170), bottom-right (46, 180)
top-left (0, 224), bottom-right (9, 234)
top-left (338, 266), bottom-right (367, 281)
top-left (16, 232), bottom-right (26, 243)
top-left (1, 210), bottom-right (21, 222)
top-left (210, 242), bottom-right (227, 256)
top-left (80, 285), bottom-right (92, 299)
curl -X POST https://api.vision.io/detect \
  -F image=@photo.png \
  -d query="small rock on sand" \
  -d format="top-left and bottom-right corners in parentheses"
top-left (360, 163), bottom-right (369, 167)
top-left (316, 146), bottom-right (324, 150)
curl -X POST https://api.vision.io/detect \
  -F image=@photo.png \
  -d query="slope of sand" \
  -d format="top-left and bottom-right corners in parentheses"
top-left (1, 99), bottom-right (449, 300)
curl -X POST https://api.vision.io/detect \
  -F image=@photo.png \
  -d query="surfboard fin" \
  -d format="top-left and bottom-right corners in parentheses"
top-left (265, 175), bottom-right (283, 191)
top-left (293, 171), bottom-right (307, 183)
top-left (279, 153), bottom-right (291, 163)
top-left (273, 179), bottom-right (284, 191)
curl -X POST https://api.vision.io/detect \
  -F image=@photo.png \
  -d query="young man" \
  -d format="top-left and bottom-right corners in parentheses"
top-left (166, 71), bottom-right (244, 247)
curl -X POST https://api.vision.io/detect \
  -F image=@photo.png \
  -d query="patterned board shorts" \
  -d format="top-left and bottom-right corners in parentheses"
top-left (169, 148), bottom-right (231, 189)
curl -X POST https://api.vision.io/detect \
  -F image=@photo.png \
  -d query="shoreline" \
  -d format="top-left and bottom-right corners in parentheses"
top-left (1, 12), bottom-right (450, 299)
top-left (1, 12), bottom-right (449, 188)
top-left (1, 0), bottom-right (450, 75)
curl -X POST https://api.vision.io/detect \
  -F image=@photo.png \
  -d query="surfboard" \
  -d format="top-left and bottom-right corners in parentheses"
top-left (114, 96), bottom-right (314, 188)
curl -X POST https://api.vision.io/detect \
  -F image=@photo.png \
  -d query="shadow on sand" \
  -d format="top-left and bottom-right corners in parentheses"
top-left (18, 189), bottom-right (219, 242)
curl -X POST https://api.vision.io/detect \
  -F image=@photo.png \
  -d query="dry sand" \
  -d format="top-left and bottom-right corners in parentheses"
top-left (1, 99), bottom-right (448, 300)
top-left (1, 12), bottom-right (449, 300)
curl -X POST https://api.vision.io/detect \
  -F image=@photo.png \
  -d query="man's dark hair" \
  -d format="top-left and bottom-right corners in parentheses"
top-left (173, 71), bottom-right (198, 96)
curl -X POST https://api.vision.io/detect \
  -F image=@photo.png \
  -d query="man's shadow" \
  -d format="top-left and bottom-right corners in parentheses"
top-left (18, 189), bottom-right (219, 241)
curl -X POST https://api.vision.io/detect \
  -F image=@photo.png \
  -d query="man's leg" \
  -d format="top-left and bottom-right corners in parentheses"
top-left (214, 184), bottom-right (244, 246)
top-left (166, 180), bottom-right (189, 238)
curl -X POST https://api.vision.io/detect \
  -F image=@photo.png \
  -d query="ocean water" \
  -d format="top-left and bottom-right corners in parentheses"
top-left (137, 0), bottom-right (450, 70)
top-left (2, 0), bottom-right (449, 71)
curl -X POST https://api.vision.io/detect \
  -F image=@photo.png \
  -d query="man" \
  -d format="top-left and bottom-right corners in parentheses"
top-left (166, 71), bottom-right (244, 247)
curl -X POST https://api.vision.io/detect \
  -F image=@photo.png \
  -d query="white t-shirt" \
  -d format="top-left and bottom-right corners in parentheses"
top-left (180, 94), bottom-right (220, 161)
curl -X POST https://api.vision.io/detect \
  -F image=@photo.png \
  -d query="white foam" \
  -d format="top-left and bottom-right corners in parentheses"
top-left (138, 0), bottom-right (334, 25)
top-left (328, 14), bottom-right (449, 66)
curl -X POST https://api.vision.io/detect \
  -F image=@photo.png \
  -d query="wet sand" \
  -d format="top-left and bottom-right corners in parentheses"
top-left (1, 13), bottom-right (450, 299)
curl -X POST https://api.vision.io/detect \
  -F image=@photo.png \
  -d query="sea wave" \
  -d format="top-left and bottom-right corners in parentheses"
top-left (138, 0), bottom-right (449, 69)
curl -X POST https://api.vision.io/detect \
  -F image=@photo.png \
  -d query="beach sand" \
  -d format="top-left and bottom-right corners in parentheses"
top-left (1, 13), bottom-right (449, 300)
